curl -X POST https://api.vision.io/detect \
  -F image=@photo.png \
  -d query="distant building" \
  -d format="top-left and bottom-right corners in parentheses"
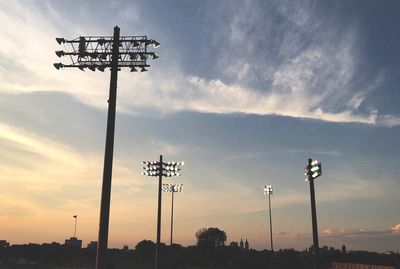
top-left (123, 245), bottom-right (129, 251)
top-left (0, 240), bottom-right (10, 248)
top-left (64, 237), bottom-right (82, 248)
top-left (330, 262), bottom-right (395, 269)
top-left (87, 241), bottom-right (97, 250)
top-left (245, 238), bottom-right (249, 250)
top-left (239, 238), bottom-right (244, 249)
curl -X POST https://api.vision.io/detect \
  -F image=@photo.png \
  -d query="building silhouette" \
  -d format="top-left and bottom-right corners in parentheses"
top-left (245, 238), bottom-right (249, 250)
top-left (0, 240), bottom-right (10, 248)
top-left (87, 241), bottom-right (97, 250)
top-left (239, 238), bottom-right (244, 249)
top-left (64, 237), bottom-right (82, 248)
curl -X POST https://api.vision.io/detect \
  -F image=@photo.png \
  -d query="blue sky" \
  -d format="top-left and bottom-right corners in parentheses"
top-left (0, 0), bottom-right (399, 252)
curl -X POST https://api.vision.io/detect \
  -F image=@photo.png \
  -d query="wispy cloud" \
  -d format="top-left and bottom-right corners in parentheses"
top-left (284, 149), bottom-right (342, 156)
top-left (0, 0), bottom-right (399, 129)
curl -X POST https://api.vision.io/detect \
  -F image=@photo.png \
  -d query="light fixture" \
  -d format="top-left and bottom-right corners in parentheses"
top-left (55, 51), bottom-right (65, 57)
top-left (56, 37), bottom-right (65, 44)
top-left (53, 63), bottom-right (63, 70)
top-left (152, 40), bottom-right (160, 48)
top-left (141, 67), bottom-right (148, 72)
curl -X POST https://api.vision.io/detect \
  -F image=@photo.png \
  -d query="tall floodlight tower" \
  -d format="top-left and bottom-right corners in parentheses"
top-left (54, 26), bottom-right (160, 269)
top-left (264, 185), bottom-right (274, 252)
top-left (162, 183), bottom-right (183, 269)
top-left (142, 156), bottom-right (184, 269)
top-left (304, 158), bottom-right (322, 269)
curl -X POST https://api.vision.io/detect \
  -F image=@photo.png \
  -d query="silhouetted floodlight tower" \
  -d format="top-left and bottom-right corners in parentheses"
top-left (162, 183), bottom-right (183, 269)
top-left (142, 156), bottom-right (184, 269)
top-left (54, 26), bottom-right (159, 269)
top-left (263, 185), bottom-right (274, 252)
top-left (73, 215), bottom-right (78, 238)
top-left (304, 158), bottom-right (322, 269)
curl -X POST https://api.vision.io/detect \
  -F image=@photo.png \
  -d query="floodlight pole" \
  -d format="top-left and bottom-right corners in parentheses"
top-left (308, 158), bottom-right (319, 269)
top-left (54, 26), bottom-right (159, 269)
top-left (267, 192), bottom-right (273, 252)
top-left (96, 26), bottom-right (120, 269)
top-left (169, 190), bottom-right (175, 269)
top-left (155, 154), bottom-right (163, 269)
top-left (142, 159), bottom-right (184, 269)
top-left (170, 190), bottom-right (175, 246)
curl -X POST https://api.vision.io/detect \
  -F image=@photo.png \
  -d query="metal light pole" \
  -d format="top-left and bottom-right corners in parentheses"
top-left (304, 158), bottom-right (322, 269)
top-left (54, 26), bottom-right (160, 269)
top-left (263, 185), bottom-right (274, 252)
top-left (142, 157), bottom-right (184, 269)
top-left (162, 183), bottom-right (183, 269)
top-left (73, 215), bottom-right (78, 238)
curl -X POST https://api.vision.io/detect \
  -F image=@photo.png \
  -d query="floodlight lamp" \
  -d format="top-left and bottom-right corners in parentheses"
top-left (56, 38), bottom-right (65, 44)
top-left (91, 52), bottom-right (99, 59)
top-left (88, 66), bottom-right (96, 72)
top-left (97, 66), bottom-right (105, 72)
top-left (140, 53), bottom-right (147, 60)
top-left (311, 160), bottom-right (319, 166)
top-left (78, 66), bottom-right (85, 71)
top-left (55, 51), bottom-right (65, 57)
top-left (141, 67), bottom-right (148, 72)
top-left (311, 166), bottom-right (320, 172)
top-left (53, 63), bottom-right (63, 70)
top-left (181, 162), bottom-right (184, 166)
top-left (152, 53), bottom-right (159, 60)
top-left (130, 67), bottom-right (138, 72)
top-left (98, 38), bottom-right (106, 46)
top-left (133, 40), bottom-right (139, 47)
top-left (152, 40), bottom-right (160, 48)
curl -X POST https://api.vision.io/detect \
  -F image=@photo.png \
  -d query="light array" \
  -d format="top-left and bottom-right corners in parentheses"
top-left (264, 185), bottom-right (273, 195)
top-left (304, 160), bottom-right (322, 181)
top-left (142, 161), bottom-right (184, 177)
top-left (162, 183), bottom-right (184, 193)
top-left (54, 35), bottom-right (159, 72)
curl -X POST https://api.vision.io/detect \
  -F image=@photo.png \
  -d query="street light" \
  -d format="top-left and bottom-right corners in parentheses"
top-left (163, 183), bottom-right (183, 269)
top-left (54, 26), bottom-right (159, 269)
top-left (304, 158), bottom-right (322, 269)
top-left (73, 215), bottom-right (78, 238)
top-left (142, 156), bottom-right (184, 269)
top-left (263, 185), bottom-right (274, 252)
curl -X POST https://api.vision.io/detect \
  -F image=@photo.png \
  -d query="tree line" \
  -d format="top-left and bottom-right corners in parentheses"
top-left (0, 227), bottom-right (398, 269)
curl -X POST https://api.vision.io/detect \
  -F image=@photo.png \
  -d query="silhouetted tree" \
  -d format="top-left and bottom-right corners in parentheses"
top-left (229, 241), bottom-right (239, 248)
top-left (196, 227), bottom-right (227, 247)
top-left (134, 240), bottom-right (155, 262)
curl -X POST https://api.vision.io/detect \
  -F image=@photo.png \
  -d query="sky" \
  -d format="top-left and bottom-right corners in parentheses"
top-left (0, 0), bottom-right (399, 252)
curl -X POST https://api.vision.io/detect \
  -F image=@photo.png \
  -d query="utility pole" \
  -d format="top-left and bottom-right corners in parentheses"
top-left (305, 158), bottom-right (322, 269)
top-left (143, 158), bottom-right (184, 269)
top-left (54, 26), bottom-right (160, 269)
